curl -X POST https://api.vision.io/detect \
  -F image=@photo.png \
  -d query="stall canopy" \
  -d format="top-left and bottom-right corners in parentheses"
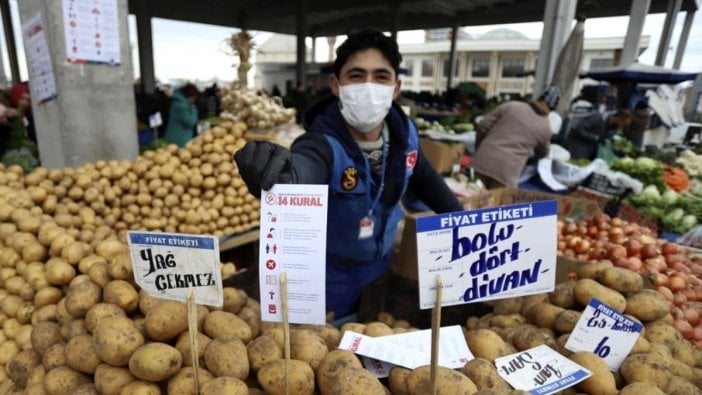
top-left (580, 62), bottom-right (699, 84)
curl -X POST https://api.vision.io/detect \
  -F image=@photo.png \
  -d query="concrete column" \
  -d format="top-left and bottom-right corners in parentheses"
top-left (533, 0), bottom-right (577, 97)
top-left (389, 0), bottom-right (399, 41)
top-left (673, 10), bottom-right (696, 70)
top-left (135, 0), bottom-right (155, 94)
top-left (488, 51), bottom-right (499, 97)
top-left (446, 20), bottom-right (458, 92)
top-left (327, 36), bottom-right (336, 62)
top-left (311, 36), bottom-right (316, 63)
top-left (18, 0), bottom-right (138, 169)
top-left (620, 0), bottom-right (651, 65)
top-left (1, 0), bottom-right (20, 83)
top-left (295, 0), bottom-right (307, 86)
top-left (655, 0), bottom-right (682, 66)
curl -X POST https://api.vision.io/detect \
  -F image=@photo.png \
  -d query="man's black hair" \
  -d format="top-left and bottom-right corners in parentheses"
top-left (334, 28), bottom-right (402, 78)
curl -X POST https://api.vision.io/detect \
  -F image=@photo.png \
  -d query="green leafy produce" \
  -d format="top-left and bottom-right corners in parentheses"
top-left (568, 158), bottom-right (591, 167)
top-left (611, 156), bottom-right (666, 192)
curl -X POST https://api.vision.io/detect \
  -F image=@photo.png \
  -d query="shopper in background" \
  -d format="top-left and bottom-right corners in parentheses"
top-left (234, 28), bottom-right (463, 322)
top-left (625, 100), bottom-right (651, 148)
top-left (1, 83), bottom-right (40, 172)
top-left (562, 100), bottom-right (605, 160)
top-left (163, 83), bottom-right (199, 147)
top-left (471, 86), bottom-right (560, 189)
top-left (8, 83), bottom-right (36, 145)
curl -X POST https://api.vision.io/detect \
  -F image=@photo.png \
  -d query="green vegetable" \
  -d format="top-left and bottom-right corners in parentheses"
top-left (681, 215), bottom-right (698, 232)
top-left (661, 190), bottom-right (678, 207)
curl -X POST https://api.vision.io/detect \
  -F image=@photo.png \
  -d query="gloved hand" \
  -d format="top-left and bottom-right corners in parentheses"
top-left (234, 141), bottom-right (295, 198)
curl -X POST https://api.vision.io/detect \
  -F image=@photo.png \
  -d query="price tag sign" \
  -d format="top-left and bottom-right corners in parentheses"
top-left (495, 345), bottom-right (591, 395)
top-left (416, 201), bottom-right (558, 309)
top-left (565, 298), bottom-right (642, 370)
top-left (127, 231), bottom-right (223, 307)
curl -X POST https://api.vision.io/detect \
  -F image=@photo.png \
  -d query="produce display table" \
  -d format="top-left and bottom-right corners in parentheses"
top-left (219, 228), bottom-right (259, 252)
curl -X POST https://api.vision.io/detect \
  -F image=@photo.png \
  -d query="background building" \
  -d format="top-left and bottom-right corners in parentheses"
top-left (254, 28), bottom-right (651, 99)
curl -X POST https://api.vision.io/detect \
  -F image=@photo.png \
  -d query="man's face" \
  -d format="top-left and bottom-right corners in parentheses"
top-left (331, 48), bottom-right (401, 98)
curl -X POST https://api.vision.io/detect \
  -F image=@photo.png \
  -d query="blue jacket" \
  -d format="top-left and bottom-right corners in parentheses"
top-left (292, 96), bottom-right (462, 318)
top-left (163, 90), bottom-right (198, 147)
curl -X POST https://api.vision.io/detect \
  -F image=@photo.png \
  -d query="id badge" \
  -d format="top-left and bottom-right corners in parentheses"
top-left (358, 216), bottom-right (374, 239)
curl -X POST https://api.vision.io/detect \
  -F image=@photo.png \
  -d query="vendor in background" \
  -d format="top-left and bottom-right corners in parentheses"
top-left (562, 100), bottom-right (604, 160)
top-left (234, 28), bottom-right (463, 322)
top-left (625, 100), bottom-right (651, 148)
top-left (470, 86), bottom-right (560, 189)
top-left (563, 107), bottom-right (631, 160)
top-left (0, 83), bottom-right (40, 172)
top-left (163, 83), bottom-right (199, 147)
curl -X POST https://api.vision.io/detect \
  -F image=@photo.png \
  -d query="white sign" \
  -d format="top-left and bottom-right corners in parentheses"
top-left (416, 201), bottom-right (558, 309)
top-left (127, 231), bottom-right (223, 307)
top-left (565, 298), bottom-right (643, 371)
top-left (338, 325), bottom-right (473, 372)
top-left (495, 345), bottom-right (591, 395)
top-left (21, 13), bottom-right (57, 104)
top-left (62, 0), bottom-right (121, 65)
top-left (259, 184), bottom-right (328, 325)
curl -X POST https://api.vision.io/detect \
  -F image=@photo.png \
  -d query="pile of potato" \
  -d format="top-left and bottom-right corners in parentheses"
top-left (1, 117), bottom-right (701, 393)
top-left (219, 85), bottom-right (296, 130)
top-left (0, 121), bottom-right (259, 241)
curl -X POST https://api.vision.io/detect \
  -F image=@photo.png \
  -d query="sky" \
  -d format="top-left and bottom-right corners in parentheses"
top-left (1, 1), bottom-right (701, 85)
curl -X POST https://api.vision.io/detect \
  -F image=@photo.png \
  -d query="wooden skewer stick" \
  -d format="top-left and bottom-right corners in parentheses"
top-left (186, 290), bottom-right (200, 395)
top-left (281, 271), bottom-right (290, 395)
top-left (430, 274), bottom-right (443, 395)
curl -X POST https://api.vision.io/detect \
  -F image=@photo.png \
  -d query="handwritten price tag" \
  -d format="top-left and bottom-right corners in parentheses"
top-left (565, 298), bottom-right (642, 370)
top-left (494, 345), bottom-right (591, 395)
top-left (127, 231), bottom-right (223, 307)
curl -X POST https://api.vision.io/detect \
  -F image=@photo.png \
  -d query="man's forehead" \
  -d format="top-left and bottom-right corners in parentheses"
top-left (341, 49), bottom-right (394, 72)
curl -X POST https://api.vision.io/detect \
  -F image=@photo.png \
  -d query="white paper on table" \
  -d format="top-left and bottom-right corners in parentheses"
top-left (258, 184), bottom-right (328, 325)
top-left (537, 158), bottom-right (568, 191)
top-left (339, 325), bottom-right (473, 375)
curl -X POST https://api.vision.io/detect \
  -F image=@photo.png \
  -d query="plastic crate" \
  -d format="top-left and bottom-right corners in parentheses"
top-left (583, 173), bottom-right (628, 196)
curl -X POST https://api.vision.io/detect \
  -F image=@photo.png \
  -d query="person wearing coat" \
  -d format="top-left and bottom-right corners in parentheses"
top-left (163, 84), bottom-right (199, 147)
top-left (471, 87), bottom-right (560, 189)
top-left (233, 28), bottom-right (463, 321)
top-left (563, 109), bottom-right (606, 160)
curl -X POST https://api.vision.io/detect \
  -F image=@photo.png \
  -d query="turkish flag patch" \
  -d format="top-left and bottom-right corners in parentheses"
top-left (406, 151), bottom-right (418, 170)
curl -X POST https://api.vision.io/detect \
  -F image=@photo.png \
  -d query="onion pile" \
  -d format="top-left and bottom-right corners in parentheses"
top-left (558, 214), bottom-right (702, 349)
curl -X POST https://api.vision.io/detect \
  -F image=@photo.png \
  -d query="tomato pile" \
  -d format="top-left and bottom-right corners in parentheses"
top-left (558, 214), bottom-right (702, 349)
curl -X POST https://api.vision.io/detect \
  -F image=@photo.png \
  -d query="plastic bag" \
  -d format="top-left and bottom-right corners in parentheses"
top-left (596, 139), bottom-right (616, 165)
top-left (678, 225), bottom-right (702, 249)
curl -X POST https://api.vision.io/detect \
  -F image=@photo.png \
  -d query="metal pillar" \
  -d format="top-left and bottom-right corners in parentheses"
top-left (620, 0), bottom-right (651, 65)
top-left (446, 20), bottom-right (458, 92)
top-left (0, 0), bottom-right (20, 83)
top-left (673, 10), bottom-right (696, 69)
top-left (655, 0), bottom-right (682, 66)
top-left (296, 0), bottom-right (307, 86)
top-left (533, 0), bottom-right (577, 98)
top-left (135, 0), bottom-right (155, 94)
top-left (327, 36), bottom-right (336, 62)
top-left (390, 0), bottom-right (399, 41)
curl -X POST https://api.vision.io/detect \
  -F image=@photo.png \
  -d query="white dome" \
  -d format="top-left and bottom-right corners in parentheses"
top-left (478, 28), bottom-right (528, 40)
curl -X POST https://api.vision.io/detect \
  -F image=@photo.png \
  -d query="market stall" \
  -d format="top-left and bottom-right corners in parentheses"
top-left (1, 29), bottom-right (702, 395)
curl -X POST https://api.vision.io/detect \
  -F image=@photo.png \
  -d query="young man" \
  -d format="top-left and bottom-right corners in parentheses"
top-left (235, 28), bottom-right (462, 320)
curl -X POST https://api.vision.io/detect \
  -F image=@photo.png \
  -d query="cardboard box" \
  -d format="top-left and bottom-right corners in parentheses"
top-left (419, 138), bottom-right (464, 174)
top-left (392, 187), bottom-right (603, 281)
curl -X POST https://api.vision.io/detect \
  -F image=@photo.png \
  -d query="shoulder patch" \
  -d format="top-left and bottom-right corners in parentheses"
top-left (406, 150), bottom-right (418, 170)
top-left (341, 166), bottom-right (358, 191)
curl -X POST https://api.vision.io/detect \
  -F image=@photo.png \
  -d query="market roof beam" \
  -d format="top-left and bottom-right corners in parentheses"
top-left (127, 0), bottom-right (700, 36)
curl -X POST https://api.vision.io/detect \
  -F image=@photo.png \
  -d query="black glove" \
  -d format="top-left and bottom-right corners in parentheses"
top-left (234, 141), bottom-right (295, 197)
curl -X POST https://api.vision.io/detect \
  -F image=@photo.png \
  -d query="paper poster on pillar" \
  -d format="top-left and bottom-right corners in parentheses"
top-left (62, 0), bottom-right (121, 65)
top-left (21, 13), bottom-right (57, 104)
top-left (416, 200), bottom-right (558, 309)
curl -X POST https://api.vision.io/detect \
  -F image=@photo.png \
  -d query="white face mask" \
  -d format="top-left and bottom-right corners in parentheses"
top-left (338, 82), bottom-right (395, 133)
